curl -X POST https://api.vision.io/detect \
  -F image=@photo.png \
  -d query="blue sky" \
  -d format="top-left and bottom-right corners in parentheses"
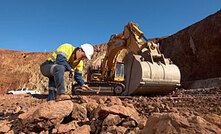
top-left (0, 0), bottom-right (220, 52)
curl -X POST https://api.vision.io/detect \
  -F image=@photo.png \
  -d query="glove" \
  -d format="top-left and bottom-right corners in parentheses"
top-left (69, 69), bottom-right (74, 79)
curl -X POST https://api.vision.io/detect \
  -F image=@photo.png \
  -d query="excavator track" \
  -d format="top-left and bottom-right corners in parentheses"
top-left (72, 81), bottom-right (125, 95)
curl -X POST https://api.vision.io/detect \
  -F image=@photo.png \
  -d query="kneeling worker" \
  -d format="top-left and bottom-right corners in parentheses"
top-left (40, 43), bottom-right (94, 101)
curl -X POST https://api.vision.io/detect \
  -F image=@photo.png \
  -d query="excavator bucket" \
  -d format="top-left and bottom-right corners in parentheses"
top-left (122, 52), bottom-right (181, 95)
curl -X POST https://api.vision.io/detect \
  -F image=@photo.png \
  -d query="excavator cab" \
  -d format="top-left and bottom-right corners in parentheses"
top-left (114, 63), bottom-right (124, 82)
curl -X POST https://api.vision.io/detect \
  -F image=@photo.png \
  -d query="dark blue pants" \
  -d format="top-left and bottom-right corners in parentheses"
top-left (40, 61), bottom-right (66, 101)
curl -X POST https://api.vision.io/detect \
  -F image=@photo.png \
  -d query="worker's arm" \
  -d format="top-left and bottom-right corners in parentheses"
top-left (56, 54), bottom-right (72, 71)
top-left (74, 70), bottom-right (85, 86)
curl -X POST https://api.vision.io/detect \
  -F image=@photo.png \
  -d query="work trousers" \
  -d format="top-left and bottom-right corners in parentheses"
top-left (40, 60), bottom-right (66, 101)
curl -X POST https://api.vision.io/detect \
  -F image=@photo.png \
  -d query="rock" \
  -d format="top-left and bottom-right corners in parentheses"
top-left (86, 101), bottom-right (98, 114)
top-left (217, 106), bottom-right (221, 111)
top-left (71, 103), bottom-right (87, 121)
top-left (13, 106), bottom-right (21, 114)
top-left (78, 96), bottom-right (96, 104)
top-left (92, 97), bottom-right (107, 104)
top-left (79, 96), bottom-right (90, 103)
top-left (123, 102), bottom-right (135, 109)
top-left (102, 114), bottom-right (122, 126)
top-left (134, 127), bottom-right (142, 134)
top-left (147, 105), bottom-right (154, 112)
top-left (101, 126), bottom-right (127, 134)
top-left (170, 107), bottom-right (178, 113)
top-left (71, 125), bottom-right (91, 134)
top-left (126, 127), bottom-right (142, 134)
top-left (0, 121), bottom-right (11, 133)
top-left (7, 130), bottom-right (15, 134)
top-left (160, 104), bottom-right (165, 109)
top-left (142, 112), bottom-right (221, 134)
top-left (164, 104), bottom-right (170, 111)
top-left (203, 113), bottom-right (221, 128)
top-left (122, 119), bottom-right (136, 128)
top-left (39, 130), bottom-right (49, 134)
top-left (56, 120), bottom-right (79, 133)
top-left (137, 118), bottom-right (147, 130)
top-left (90, 119), bottom-right (103, 134)
top-left (153, 102), bottom-right (161, 108)
top-left (95, 104), bottom-right (141, 125)
top-left (190, 115), bottom-right (221, 133)
top-left (51, 129), bottom-right (57, 134)
top-left (18, 100), bottom-right (73, 132)
top-left (153, 107), bottom-right (160, 113)
top-left (98, 98), bottom-right (105, 104)
top-left (108, 97), bottom-right (122, 105)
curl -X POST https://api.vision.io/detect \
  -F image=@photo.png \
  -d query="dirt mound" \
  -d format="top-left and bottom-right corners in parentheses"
top-left (0, 48), bottom-right (28, 54)
top-left (158, 10), bottom-right (221, 83)
top-left (0, 44), bottom-right (107, 94)
top-left (0, 50), bottom-right (51, 94)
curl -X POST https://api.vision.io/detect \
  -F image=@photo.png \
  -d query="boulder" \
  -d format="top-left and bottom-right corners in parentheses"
top-left (56, 120), bottom-right (79, 133)
top-left (71, 103), bottom-right (87, 121)
top-left (95, 104), bottom-right (142, 126)
top-left (142, 112), bottom-right (221, 134)
top-left (18, 100), bottom-right (73, 132)
top-left (102, 114), bottom-right (122, 126)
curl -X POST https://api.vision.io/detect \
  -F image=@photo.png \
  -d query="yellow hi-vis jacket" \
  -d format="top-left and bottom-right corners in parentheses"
top-left (48, 43), bottom-right (83, 72)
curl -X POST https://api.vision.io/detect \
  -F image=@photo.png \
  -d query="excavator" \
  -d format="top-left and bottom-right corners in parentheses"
top-left (72, 22), bottom-right (181, 95)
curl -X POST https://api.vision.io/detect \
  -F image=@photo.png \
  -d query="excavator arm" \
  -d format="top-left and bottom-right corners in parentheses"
top-left (101, 22), bottom-right (147, 81)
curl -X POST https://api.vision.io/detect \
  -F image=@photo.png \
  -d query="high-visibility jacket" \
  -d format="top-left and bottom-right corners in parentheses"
top-left (48, 43), bottom-right (83, 72)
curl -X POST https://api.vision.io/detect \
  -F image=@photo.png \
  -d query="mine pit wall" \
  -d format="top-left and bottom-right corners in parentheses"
top-left (156, 10), bottom-right (221, 89)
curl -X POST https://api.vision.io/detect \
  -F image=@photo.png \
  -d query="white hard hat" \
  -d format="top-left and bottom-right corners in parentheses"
top-left (81, 43), bottom-right (94, 60)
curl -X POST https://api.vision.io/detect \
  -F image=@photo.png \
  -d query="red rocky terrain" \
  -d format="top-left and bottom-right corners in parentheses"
top-left (0, 9), bottom-right (221, 134)
top-left (0, 87), bottom-right (220, 133)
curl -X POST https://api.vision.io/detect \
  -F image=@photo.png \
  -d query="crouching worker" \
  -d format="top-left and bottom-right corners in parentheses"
top-left (40, 43), bottom-right (94, 101)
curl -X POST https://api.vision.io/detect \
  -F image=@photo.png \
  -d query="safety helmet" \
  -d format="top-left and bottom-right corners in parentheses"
top-left (81, 43), bottom-right (94, 60)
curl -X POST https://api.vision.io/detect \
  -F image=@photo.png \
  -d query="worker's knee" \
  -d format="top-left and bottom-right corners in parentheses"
top-left (53, 65), bottom-right (65, 74)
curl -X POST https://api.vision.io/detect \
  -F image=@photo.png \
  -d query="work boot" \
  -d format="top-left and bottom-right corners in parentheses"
top-left (56, 94), bottom-right (71, 101)
top-left (47, 89), bottom-right (57, 101)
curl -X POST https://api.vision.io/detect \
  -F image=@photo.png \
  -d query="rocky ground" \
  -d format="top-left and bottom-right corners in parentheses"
top-left (0, 87), bottom-right (220, 134)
